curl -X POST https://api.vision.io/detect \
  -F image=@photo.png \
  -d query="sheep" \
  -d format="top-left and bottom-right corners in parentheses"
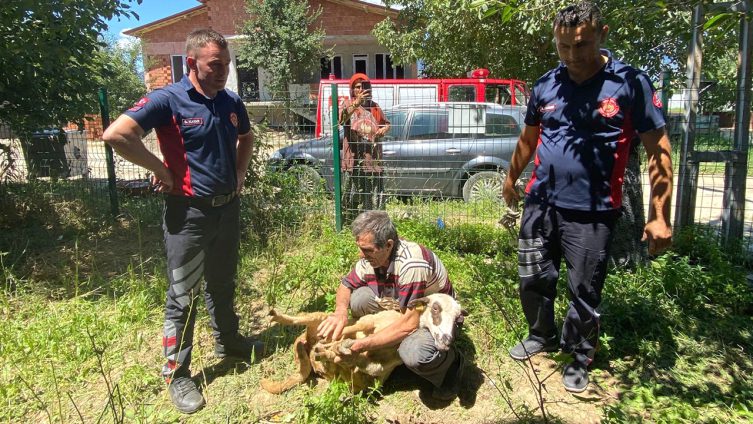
top-left (261, 293), bottom-right (465, 394)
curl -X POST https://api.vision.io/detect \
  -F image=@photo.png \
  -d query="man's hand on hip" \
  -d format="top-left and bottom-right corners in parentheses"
top-left (151, 166), bottom-right (175, 193)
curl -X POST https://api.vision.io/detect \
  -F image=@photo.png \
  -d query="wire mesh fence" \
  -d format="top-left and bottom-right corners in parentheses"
top-left (0, 84), bottom-right (751, 256)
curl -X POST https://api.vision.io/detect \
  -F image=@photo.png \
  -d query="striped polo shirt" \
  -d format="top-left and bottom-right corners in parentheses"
top-left (342, 239), bottom-right (454, 309)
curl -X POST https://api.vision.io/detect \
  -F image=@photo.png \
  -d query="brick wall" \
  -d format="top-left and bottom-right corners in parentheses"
top-left (139, 0), bottom-right (395, 89)
top-left (311, 0), bottom-right (389, 36)
top-left (64, 115), bottom-right (104, 141)
top-left (145, 55), bottom-right (173, 91)
top-left (141, 11), bottom-right (211, 44)
top-left (206, 0), bottom-right (248, 34)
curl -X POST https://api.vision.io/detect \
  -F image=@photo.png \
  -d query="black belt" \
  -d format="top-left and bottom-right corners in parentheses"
top-left (167, 192), bottom-right (237, 208)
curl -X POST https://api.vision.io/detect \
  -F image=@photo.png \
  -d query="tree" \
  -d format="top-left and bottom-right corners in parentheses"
top-left (375, 0), bottom-right (739, 110)
top-left (0, 0), bottom-right (141, 134)
top-left (95, 36), bottom-right (147, 116)
top-left (237, 0), bottom-right (330, 100)
top-left (373, 0), bottom-right (558, 80)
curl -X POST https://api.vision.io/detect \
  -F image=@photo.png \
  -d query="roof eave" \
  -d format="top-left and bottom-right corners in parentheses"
top-left (123, 5), bottom-right (208, 37)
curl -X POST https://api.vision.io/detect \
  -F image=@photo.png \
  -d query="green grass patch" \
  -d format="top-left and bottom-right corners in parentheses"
top-left (1, 177), bottom-right (752, 422)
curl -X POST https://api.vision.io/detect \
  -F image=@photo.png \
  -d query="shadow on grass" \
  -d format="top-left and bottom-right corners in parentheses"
top-left (598, 263), bottom-right (753, 419)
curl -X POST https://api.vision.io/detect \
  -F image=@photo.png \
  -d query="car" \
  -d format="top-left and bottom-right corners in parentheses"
top-left (268, 102), bottom-right (531, 202)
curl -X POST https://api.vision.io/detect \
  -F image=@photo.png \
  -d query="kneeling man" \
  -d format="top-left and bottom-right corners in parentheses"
top-left (317, 211), bottom-right (464, 400)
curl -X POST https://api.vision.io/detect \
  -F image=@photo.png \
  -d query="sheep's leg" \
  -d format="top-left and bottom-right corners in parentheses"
top-left (340, 321), bottom-right (376, 338)
top-left (268, 310), bottom-right (329, 326)
top-left (260, 334), bottom-right (313, 394)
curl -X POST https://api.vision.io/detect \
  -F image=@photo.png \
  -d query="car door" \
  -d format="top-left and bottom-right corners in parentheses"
top-left (391, 107), bottom-right (460, 195)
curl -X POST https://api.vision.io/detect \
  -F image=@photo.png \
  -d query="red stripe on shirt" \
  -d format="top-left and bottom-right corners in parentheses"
top-left (525, 127), bottom-right (543, 194)
top-left (609, 114), bottom-right (634, 208)
top-left (156, 116), bottom-right (193, 196)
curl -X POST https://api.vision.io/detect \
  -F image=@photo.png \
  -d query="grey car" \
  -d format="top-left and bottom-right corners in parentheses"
top-left (268, 102), bottom-right (529, 202)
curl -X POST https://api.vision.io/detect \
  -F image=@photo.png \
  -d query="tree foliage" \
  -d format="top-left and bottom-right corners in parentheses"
top-left (0, 0), bottom-right (141, 134)
top-left (374, 0), bottom-right (558, 80)
top-left (95, 37), bottom-right (147, 116)
top-left (238, 0), bottom-right (330, 100)
top-left (375, 0), bottom-right (741, 110)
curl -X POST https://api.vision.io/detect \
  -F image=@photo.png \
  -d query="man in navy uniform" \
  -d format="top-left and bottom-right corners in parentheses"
top-left (103, 29), bottom-right (262, 413)
top-left (503, 2), bottom-right (673, 393)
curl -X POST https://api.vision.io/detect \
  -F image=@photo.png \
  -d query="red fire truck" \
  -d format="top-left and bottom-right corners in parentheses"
top-left (315, 68), bottom-right (529, 137)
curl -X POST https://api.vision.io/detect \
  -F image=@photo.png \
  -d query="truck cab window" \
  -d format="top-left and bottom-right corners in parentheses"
top-left (448, 85), bottom-right (476, 102)
top-left (485, 85), bottom-right (512, 105)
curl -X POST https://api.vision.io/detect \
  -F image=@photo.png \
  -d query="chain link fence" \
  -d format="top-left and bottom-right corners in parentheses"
top-left (1, 84), bottom-right (751, 257)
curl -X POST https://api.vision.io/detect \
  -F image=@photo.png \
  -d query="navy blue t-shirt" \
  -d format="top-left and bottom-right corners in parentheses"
top-left (124, 75), bottom-right (251, 197)
top-left (524, 50), bottom-right (665, 211)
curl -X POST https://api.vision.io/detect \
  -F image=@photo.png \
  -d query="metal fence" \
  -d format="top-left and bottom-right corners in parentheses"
top-left (1, 85), bottom-right (751, 256)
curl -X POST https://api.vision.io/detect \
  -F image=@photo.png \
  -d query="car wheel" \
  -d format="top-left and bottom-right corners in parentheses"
top-left (462, 170), bottom-right (506, 203)
top-left (289, 164), bottom-right (322, 193)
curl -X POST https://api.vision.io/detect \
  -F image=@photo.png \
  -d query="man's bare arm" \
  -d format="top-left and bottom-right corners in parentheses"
top-left (235, 130), bottom-right (254, 194)
top-left (640, 127), bottom-right (673, 255)
top-left (102, 115), bottom-right (174, 192)
top-left (502, 124), bottom-right (539, 206)
top-left (349, 307), bottom-right (420, 352)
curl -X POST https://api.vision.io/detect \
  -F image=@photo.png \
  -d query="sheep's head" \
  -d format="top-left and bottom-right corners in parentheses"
top-left (408, 293), bottom-right (467, 351)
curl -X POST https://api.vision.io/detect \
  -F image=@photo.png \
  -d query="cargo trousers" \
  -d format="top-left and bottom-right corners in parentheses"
top-left (161, 195), bottom-right (241, 379)
top-left (517, 200), bottom-right (618, 365)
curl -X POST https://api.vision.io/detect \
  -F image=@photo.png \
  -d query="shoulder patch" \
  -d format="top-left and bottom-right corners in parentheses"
top-left (229, 112), bottom-right (238, 128)
top-left (652, 92), bottom-right (663, 109)
top-left (598, 97), bottom-right (620, 118)
top-left (128, 97), bottom-right (149, 112)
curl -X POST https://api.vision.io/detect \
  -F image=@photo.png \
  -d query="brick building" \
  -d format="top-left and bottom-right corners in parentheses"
top-left (125, 0), bottom-right (416, 101)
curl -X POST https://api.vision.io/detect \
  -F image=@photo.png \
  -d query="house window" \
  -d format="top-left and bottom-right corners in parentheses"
top-left (376, 54), bottom-right (404, 79)
top-left (320, 56), bottom-right (342, 80)
top-left (236, 57), bottom-right (260, 101)
top-left (353, 54), bottom-right (368, 75)
top-left (171, 55), bottom-right (186, 83)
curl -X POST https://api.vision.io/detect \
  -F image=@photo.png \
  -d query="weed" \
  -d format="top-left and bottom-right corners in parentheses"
top-left (296, 379), bottom-right (379, 424)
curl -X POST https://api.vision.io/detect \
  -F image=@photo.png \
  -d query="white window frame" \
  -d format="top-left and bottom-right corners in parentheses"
top-left (353, 54), bottom-right (368, 76)
top-left (376, 53), bottom-right (405, 79)
top-left (171, 54), bottom-right (187, 83)
top-left (321, 55), bottom-right (343, 79)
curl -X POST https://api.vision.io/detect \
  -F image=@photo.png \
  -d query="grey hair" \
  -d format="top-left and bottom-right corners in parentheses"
top-left (351, 211), bottom-right (398, 248)
top-left (554, 2), bottom-right (604, 30)
top-left (186, 28), bottom-right (228, 56)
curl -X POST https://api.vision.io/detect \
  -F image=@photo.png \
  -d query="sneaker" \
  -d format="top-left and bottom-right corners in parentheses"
top-left (509, 337), bottom-right (559, 361)
top-left (562, 361), bottom-right (589, 393)
top-left (431, 351), bottom-right (465, 401)
top-left (215, 333), bottom-right (266, 361)
top-left (168, 377), bottom-right (205, 414)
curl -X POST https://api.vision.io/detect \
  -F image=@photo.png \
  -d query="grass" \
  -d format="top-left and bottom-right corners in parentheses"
top-left (1, 179), bottom-right (752, 423)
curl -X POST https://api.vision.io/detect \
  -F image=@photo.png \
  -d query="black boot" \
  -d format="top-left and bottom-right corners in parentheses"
top-left (215, 333), bottom-right (266, 361)
top-left (168, 376), bottom-right (205, 414)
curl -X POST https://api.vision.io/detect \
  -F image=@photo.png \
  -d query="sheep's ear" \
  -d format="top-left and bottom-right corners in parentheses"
top-left (461, 309), bottom-right (469, 316)
top-left (407, 297), bottom-right (430, 310)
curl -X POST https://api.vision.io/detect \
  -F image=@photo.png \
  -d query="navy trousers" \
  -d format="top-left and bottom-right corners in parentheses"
top-left (161, 196), bottom-right (241, 379)
top-left (517, 200), bottom-right (618, 365)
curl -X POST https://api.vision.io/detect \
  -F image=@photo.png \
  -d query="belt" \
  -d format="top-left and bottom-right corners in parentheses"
top-left (167, 192), bottom-right (237, 208)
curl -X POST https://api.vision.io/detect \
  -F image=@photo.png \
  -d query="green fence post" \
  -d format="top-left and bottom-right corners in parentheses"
top-left (331, 83), bottom-right (342, 232)
top-left (98, 88), bottom-right (119, 218)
